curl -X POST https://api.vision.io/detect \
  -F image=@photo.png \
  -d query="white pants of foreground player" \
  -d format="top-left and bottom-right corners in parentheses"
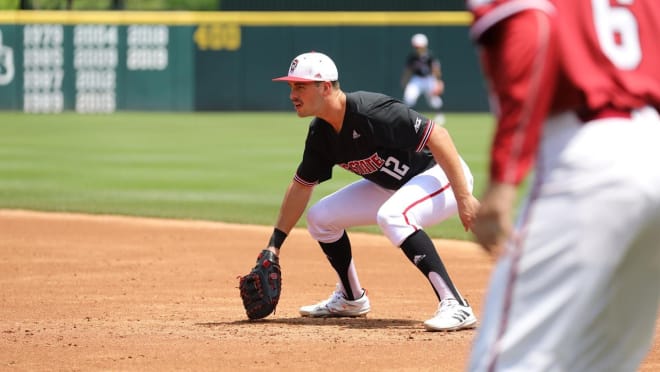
top-left (469, 107), bottom-right (660, 372)
top-left (307, 160), bottom-right (472, 247)
top-left (404, 75), bottom-right (443, 110)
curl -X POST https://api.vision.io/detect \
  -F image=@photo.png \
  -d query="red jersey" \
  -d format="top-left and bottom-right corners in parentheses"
top-left (467, 0), bottom-right (660, 184)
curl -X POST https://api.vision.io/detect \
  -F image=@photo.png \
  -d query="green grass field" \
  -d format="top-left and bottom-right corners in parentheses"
top-left (0, 111), bottom-right (495, 240)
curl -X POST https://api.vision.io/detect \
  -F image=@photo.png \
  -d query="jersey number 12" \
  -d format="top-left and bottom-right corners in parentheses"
top-left (380, 156), bottom-right (410, 181)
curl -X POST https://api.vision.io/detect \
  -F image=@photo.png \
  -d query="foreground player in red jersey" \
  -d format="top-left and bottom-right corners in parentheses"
top-left (253, 51), bottom-right (480, 330)
top-left (466, 0), bottom-right (660, 370)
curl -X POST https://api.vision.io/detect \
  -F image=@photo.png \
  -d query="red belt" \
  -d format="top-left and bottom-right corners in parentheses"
top-left (578, 107), bottom-right (632, 122)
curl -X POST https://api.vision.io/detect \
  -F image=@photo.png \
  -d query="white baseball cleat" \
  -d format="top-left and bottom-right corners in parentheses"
top-left (299, 285), bottom-right (370, 318)
top-left (423, 298), bottom-right (477, 331)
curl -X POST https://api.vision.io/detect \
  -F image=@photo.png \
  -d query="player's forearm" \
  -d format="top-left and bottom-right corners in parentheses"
top-left (432, 63), bottom-right (442, 80)
top-left (427, 126), bottom-right (472, 201)
top-left (266, 180), bottom-right (313, 254)
top-left (274, 179), bottom-right (314, 235)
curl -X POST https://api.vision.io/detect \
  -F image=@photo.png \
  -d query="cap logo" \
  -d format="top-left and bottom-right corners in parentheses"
top-left (289, 59), bottom-right (299, 73)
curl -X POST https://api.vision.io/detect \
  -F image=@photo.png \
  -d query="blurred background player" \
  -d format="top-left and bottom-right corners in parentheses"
top-left (400, 33), bottom-right (445, 125)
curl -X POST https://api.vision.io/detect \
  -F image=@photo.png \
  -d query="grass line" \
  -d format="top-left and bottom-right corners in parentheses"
top-left (0, 111), bottom-right (494, 240)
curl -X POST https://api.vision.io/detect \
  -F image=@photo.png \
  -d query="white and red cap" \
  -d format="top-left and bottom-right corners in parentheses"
top-left (411, 33), bottom-right (428, 48)
top-left (272, 52), bottom-right (339, 82)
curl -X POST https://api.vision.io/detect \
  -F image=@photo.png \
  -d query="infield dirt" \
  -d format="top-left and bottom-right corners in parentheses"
top-left (1, 210), bottom-right (658, 371)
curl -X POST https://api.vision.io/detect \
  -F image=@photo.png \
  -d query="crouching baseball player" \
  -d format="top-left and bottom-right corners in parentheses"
top-left (239, 51), bottom-right (480, 331)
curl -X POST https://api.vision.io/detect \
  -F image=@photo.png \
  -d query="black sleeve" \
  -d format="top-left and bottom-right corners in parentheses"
top-left (294, 123), bottom-right (334, 186)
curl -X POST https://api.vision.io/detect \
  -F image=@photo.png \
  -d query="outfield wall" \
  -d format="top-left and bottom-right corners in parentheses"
top-left (0, 11), bottom-right (488, 113)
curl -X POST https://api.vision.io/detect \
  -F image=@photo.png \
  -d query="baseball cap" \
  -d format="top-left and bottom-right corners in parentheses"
top-left (272, 52), bottom-right (339, 82)
top-left (411, 33), bottom-right (428, 48)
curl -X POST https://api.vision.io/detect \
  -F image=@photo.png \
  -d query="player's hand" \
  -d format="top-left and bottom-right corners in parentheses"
top-left (457, 194), bottom-right (480, 232)
top-left (472, 182), bottom-right (517, 258)
top-left (432, 79), bottom-right (444, 96)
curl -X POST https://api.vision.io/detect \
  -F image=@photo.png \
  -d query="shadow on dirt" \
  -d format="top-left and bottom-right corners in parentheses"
top-left (196, 317), bottom-right (420, 330)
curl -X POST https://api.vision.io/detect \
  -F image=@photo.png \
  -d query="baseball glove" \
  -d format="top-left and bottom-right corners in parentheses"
top-left (238, 249), bottom-right (281, 320)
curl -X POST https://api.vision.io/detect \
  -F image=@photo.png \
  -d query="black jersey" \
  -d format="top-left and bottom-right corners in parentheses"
top-left (406, 52), bottom-right (440, 77)
top-left (294, 91), bottom-right (437, 190)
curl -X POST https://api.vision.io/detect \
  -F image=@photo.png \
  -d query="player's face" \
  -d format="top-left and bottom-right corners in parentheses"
top-left (287, 81), bottom-right (325, 117)
top-left (415, 46), bottom-right (427, 55)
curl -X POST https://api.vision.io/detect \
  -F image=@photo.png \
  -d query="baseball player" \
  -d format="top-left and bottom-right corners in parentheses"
top-left (400, 33), bottom-right (446, 125)
top-left (260, 51), bottom-right (480, 331)
top-left (466, 0), bottom-right (660, 370)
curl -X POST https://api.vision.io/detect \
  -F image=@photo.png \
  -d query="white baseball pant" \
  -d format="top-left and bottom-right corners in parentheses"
top-left (307, 159), bottom-right (473, 247)
top-left (404, 75), bottom-right (443, 110)
top-left (469, 107), bottom-right (660, 372)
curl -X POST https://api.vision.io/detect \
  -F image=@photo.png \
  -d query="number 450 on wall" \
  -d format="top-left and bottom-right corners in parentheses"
top-left (193, 23), bottom-right (241, 51)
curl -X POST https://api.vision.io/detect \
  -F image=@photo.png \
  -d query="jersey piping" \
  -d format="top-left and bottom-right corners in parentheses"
top-left (469, 0), bottom-right (555, 41)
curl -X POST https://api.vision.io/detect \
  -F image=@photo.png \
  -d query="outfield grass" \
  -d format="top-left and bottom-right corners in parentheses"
top-left (0, 111), bottom-right (495, 240)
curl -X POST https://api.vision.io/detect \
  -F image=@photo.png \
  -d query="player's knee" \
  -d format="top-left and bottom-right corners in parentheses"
top-left (377, 205), bottom-right (407, 243)
top-left (428, 96), bottom-right (443, 109)
top-left (306, 203), bottom-right (340, 242)
top-left (306, 203), bottom-right (325, 233)
top-left (403, 95), bottom-right (417, 107)
top-left (378, 201), bottom-right (407, 223)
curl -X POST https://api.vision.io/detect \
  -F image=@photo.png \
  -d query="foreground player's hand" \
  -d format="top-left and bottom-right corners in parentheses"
top-left (472, 182), bottom-right (517, 257)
